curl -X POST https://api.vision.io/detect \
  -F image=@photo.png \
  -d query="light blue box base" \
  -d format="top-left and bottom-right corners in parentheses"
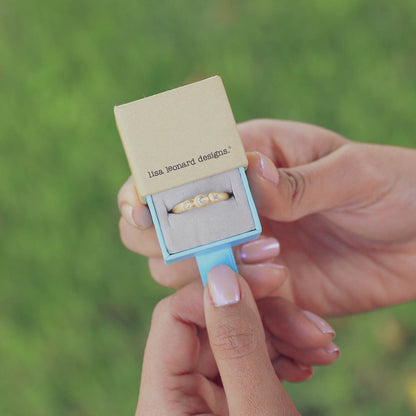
top-left (146, 167), bottom-right (262, 284)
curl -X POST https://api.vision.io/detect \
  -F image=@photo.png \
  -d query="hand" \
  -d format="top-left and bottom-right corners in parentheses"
top-left (118, 119), bottom-right (416, 317)
top-left (136, 266), bottom-right (338, 415)
top-left (240, 119), bottom-right (416, 316)
top-left (118, 177), bottom-right (282, 290)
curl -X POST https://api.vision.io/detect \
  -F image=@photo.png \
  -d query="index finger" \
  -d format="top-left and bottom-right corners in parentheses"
top-left (117, 176), bottom-right (153, 230)
top-left (136, 283), bottom-right (228, 416)
top-left (238, 119), bottom-right (348, 168)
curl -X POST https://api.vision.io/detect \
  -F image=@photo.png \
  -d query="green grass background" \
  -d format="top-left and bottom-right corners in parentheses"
top-left (1, 0), bottom-right (416, 414)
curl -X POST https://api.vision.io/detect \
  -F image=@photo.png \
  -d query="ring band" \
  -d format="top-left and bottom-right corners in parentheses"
top-left (171, 192), bottom-right (230, 214)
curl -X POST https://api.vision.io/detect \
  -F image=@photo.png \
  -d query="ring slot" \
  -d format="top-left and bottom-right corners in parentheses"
top-left (169, 191), bottom-right (231, 214)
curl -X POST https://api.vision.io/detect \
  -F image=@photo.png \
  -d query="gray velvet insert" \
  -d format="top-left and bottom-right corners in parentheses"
top-left (152, 169), bottom-right (255, 254)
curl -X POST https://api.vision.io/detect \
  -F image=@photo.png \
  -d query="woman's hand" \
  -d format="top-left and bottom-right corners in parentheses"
top-left (117, 175), bottom-right (282, 290)
top-left (136, 266), bottom-right (338, 416)
top-left (239, 120), bottom-right (416, 316)
top-left (118, 119), bottom-right (416, 317)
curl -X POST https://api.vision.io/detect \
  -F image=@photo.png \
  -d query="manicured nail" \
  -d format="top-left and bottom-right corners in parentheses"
top-left (303, 310), bottom-right (336, 338)
top-left (257, 152), bottom-right (279, 186)
top-left (120, 204), bottom-right (136, 227)
top-left (207, 265), bottom-right (241, 307)
top-left (324, 342), bottom-right (340, 356)
top-left (239, 237), bottom-right (280, 264)
top-left (132, 206), bottom-right (153, 229)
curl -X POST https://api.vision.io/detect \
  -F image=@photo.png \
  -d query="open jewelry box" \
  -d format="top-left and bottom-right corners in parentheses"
top-left (148, 167), bottom-right (260, 258)
top-left (114, 76), bottom-right (262, 283)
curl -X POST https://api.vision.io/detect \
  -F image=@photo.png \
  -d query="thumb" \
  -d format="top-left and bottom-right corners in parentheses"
top-left (204, 265), bottom-right (300, 416)
top-left (246, 145), bottom-right (378, 221)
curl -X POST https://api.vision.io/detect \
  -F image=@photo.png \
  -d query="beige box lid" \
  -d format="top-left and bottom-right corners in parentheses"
top-left (114, 76), bottom-right (247, 202)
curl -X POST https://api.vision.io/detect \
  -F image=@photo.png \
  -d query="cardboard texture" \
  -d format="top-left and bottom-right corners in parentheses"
top-left (114, 76), bottom-right (248, 202)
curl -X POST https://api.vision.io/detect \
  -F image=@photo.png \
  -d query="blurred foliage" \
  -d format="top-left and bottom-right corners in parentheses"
top-left (0, 0), bottom-right (415, 414)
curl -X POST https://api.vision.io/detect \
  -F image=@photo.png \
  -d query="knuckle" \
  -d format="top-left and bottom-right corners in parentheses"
top-left (210, 318), bottom-right (259, 360)
top-left (148, 259), bottom-right (173, 288)
top-left (151, 296), bottom-right (172, 322)
top-left (281, 169), bottom-right (307, 220)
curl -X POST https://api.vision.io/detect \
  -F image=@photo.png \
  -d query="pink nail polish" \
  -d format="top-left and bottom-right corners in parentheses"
top-left (207, 265), bottom-right (241, 307)
top-left (257, 152), bottom-right (279, 186)
top-left (303, 310), bottom-right (336, 337)
top-left (239, 238), bottom-right (280, 264)
top-left (132, 206), bottom-right (153, 230)
top-left (120, 204), bottom-right (136, 227)
top-left (296, 362), bottom-right (312, 372)
top-left (324, 342), bottom-right (340, 356)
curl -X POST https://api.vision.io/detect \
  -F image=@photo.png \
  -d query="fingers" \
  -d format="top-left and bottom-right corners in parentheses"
top-left (240, 264), bottom-right (288, 299)
top-left (118, 176), bottom-right (153, 229)
top-left (137, 272), bottom-right (338, 416)
top-left (239, 119), bottom-right (358, 222)
top-left (197, 291), bottom-right (339, 382)
top-left (119, 217), bottom-right (161, 257)
top-left (245, 151), bottom-right (282, 221)
top-left (123, 233), bottom-right (281, 288)
top-left (149, 256), bottom-right (288, 293)
top-left (272, 356), bottom-right (313, 383)
top-left (141, 282), bottom-right (205, 375)
top-left (118, 171), bottom-right (280, 256)
top-left (261, 298), bottom-right (339, 382)
top-left (246, 142), bottom-right (386, 222)
top-left (119, 212), bottom-right (279, 263)
top-left (148, 257), bottom-right (198, 287)
top-left (120, 119), bottom-right (349, 243)
top-left (237, 237), bottom-right (280, 264)
top-left (204, 265), bottom-right (300, 416)
top-left (135, 282), bottom-right (205, 414)
top-left (238, 119), bottom-right (347, 166)
top-left (260, 298), bottom-right (336, 348)
top-left (272, 339), bottom-right (340, 367)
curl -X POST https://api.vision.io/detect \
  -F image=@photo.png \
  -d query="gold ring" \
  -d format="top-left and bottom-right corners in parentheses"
top-left (171, 192), bottom-right (230, 214)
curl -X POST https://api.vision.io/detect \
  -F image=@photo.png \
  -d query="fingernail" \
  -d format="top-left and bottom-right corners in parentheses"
top-left (296, 363), bottom-right (314, 378)
top-left (303, 310), bottom-right (336, 338)
top-left (296, 362), bottom-right (311, 371)
top-left (257, 152), bottom-right (279, 186)
top-left (120, 204), bottom-right (136, 227)
top-left (239, 237), bottom-right (280, 264)
top-left (324, 342), bottom-right (340, 356)
top-left (207, 265), bottom-right (241, 307)
top-left (132, 206), bottom-right (153, 229)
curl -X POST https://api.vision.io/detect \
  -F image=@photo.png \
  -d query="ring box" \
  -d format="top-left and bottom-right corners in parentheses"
top-left (114, 76), bottom-right (261, 284)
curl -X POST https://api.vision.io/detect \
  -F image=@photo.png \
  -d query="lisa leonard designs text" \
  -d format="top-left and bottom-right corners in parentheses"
top-left (147, 147), bottom-right (231, 178)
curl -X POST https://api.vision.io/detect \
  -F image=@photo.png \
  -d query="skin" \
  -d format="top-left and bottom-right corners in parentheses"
top-left (136, 267), bottom-right (305, 415)
top-left (118, 119), bottom-right (416, 317)
top-left (119, 119), bottom-right (416, 413)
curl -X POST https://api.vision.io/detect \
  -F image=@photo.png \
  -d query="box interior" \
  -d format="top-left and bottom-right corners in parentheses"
top-left (152, 169), bottom-right (255, 253)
